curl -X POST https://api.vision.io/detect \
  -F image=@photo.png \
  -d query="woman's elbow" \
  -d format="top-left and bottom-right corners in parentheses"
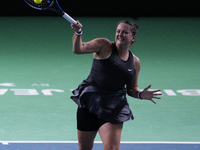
top-left (72, 49), bottom-right (82, 54)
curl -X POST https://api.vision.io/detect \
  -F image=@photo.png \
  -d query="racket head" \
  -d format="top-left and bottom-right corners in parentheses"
top-left (24, 0), bottom-right (75, 23)
top-left (24, 0), bottom-right (54, 11)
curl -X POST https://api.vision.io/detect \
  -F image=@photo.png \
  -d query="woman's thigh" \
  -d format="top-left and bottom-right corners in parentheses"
top-left (77, 107), bottom-right (99, 150)
top-left (98, 122), bottom-right (123, 150)
top-left (77, 130), bottom-right (97, 150)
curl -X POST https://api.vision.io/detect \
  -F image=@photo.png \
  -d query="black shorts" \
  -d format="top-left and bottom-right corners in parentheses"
top-left (77, 107), bottom-right (123, 131)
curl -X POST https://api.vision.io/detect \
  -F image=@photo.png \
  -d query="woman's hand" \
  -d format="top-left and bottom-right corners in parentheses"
top-left (140, 85), bottom-right (162, 104)
top-left (71, 20), bottom-right (82, 33)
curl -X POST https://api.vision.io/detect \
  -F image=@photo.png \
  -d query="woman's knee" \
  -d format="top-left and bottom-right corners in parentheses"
top-left (103, 143), bottom-right (120, 150)
top-left (78, 143), bottom-right (94, 150)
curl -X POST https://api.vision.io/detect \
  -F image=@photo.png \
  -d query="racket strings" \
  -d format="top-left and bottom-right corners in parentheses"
top-left (25, 0), bottom-right (52, 9)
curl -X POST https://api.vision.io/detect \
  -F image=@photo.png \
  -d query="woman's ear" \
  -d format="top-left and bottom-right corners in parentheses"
top-left (132, 35), bottom-right (136, 43)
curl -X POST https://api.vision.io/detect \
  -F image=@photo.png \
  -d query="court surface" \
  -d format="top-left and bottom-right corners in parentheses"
top-left (0, 17), bottom-right (199, 149)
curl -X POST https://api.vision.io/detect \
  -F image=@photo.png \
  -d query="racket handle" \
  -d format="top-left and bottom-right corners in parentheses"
top-left (62, 12), bottom-right (76, 24)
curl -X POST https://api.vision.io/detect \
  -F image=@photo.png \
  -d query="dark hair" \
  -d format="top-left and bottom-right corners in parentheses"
top-left (118, 20), bottom-right (139, 36)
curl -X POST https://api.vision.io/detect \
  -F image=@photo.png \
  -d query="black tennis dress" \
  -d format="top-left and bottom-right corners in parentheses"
top-left (70, 43), bottom-right (136, 123)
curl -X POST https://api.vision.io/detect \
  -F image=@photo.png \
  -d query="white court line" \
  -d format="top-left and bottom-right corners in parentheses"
top-left (1, 141), bottom-right (200, 145)
top-left (120, 141), bottom-right (200, 144)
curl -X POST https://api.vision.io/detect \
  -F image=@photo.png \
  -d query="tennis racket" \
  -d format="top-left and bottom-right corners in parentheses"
top-left (24, 0), bottom-right (76, 24)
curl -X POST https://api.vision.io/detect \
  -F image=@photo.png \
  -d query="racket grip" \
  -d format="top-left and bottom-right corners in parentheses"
top-left (62, 12), bottom-right (76, 24)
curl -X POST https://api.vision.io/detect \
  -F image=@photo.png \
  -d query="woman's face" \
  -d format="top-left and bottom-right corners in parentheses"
top-left (115, 23), bottom-right (135, 47)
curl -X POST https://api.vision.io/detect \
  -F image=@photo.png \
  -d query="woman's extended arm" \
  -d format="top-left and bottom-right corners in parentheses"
top-left (126, 55), bottom-right (162, 104)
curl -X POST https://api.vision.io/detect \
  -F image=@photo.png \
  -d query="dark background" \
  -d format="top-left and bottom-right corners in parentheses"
top-left (1, 0), bottom-right (200, 18)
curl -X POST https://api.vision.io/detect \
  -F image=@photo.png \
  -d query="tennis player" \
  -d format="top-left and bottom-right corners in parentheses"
top-left (70, 20), bottom-right (162, 150)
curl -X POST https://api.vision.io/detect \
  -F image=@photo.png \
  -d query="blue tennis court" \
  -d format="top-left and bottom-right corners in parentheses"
top-left (1, 141), bottom-right (200, 150)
